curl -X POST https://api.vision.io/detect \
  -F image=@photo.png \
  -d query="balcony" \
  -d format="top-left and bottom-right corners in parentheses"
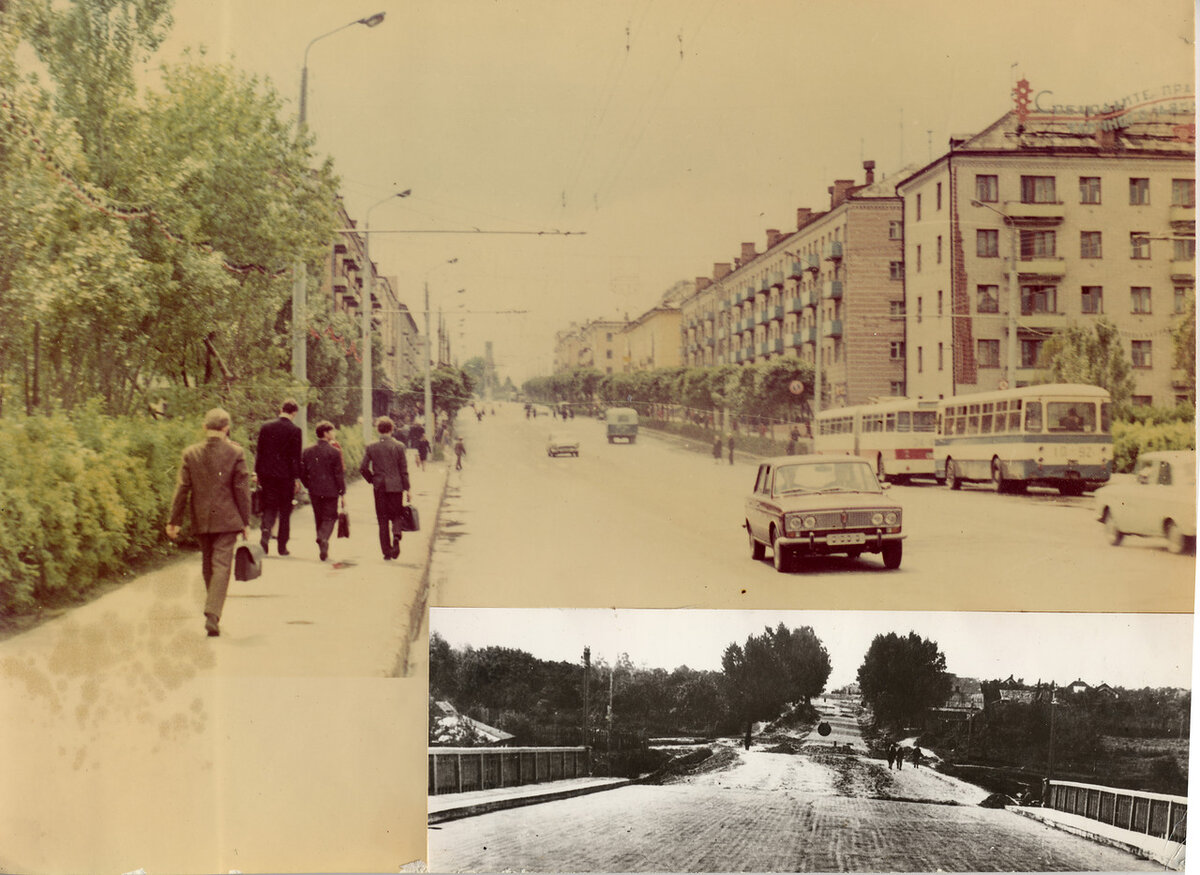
top-left (688, 317), bottom-right (697, 328)
top-left (755, 310), bottom-right (768, 325)
top-left (1170, 259), bottom-right (1195, 279)
top-left (759, 278), bottom-right (771, 295)
top-left (705, 336), bottom-right (715, 347)
top-left (822, 319), bottom-right (843, 338)
top-left (1004, 200), bottom-right (1066, 222)
top-left (804, 253), bottom-right (821, 273)
top-left (770, 338), bottom-right (784, 354)
top-left (824, 241), bottom-right (843, 261)
top-left (786, 296), bottom-right (805, 315)
top-left (789, 332), bottom-right (806, 348)
top-left (770, 305), bottom-right (784, 321)
top-left (824, 280), bottom-right (844, 300)
top-left (721, 299), bottom-right (732, 310)
top-left (770, 271), bottom-right (785, 289)
top-left (717, 327), bottom-right (726, 340)
top-left (1010, 257), bottom-right (1067, 278)
top-left (809, 289), bottom-right (822, 307)
top-left (1169, 204), bottom-right (1196, 227)
top-left (788, 261), bottom-right (805, 280)
top-left (705, 311), bottom-right (715, 322)
top-left (757, 342), bottom-right (768, 356)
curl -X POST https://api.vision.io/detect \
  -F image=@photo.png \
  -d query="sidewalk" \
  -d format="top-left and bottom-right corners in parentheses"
top-left (428, 776), bottom-right (634, 824)
top-left (1012, 805), bottom-right (1185, 870)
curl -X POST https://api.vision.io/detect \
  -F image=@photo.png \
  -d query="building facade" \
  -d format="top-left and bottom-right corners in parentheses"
top-left (898, 108), bottom-right (1195, 405)
top-left (553, 318), bottom-right (628, 374)
top-left (620, 305), bottom-right (682, 372)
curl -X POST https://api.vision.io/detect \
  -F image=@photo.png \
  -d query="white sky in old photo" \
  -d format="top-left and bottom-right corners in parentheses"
top-left (155, 0), bottom-right (1195, 384)
top-left (431, 607), bottom-right (1195, 692)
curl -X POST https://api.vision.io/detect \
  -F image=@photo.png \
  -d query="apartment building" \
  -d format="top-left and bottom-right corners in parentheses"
top-left (681, 263), bottom-right (731, 367)
top-left (553, 318), bottom-right (628, 374)
top-left (898, 108), bottom-right (1195, 405)
top-left (620, 305), bottom-right (682, 372)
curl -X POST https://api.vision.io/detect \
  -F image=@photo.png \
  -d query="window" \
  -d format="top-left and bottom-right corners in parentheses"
top-left (1020, 339), bottom-right (1044, 368)
top-left (975, 175), bottom-right (998, 203)
top-left (1080, 231), bottom-right (1102, 258)
top-left (1021, 285), bottom-right (1057, 315)
top-left (936, 182), bottom-right (943, 210)
top-left (916, 245), bottom-right (922, 271)
top-left (889, 261), bottom-right (904, 280)
top-left (1131, 340), bottom-right (1152, 368)
top-left (1131, 287), bottom-right (1152, 314)
top-left (890, 381), bottom-right (905, 396)
top-left (606, 349), bottom-right (613, 359)
top-left (916, 194), bottom-right (922, 221)
top-left (1131, 233), bottom-right (1150, 259)
top-left (889, 341), bottom-right (905, 360)
top-left (1081, 286), bottom-right (1104, 314)
top-left (1173, 238), bottom-right (1196, 260)
top-left (606, 332), bottom-right (613, 341)
top-left (937, 235), bottom-right (943, 264)
top-left (977, 229), bottom-right (999, 257)
top-left (917, 346), bottom-right (924, 372)
top-left (1020, 229), bottom-right (1056, 259)
top-left (889, 220), bottom-right (903, 240)
top-left (1020, 175), bottom-right (1057, 203)
top-left (1079, 176), bottom-right (1101, 204)
top-left (916, 297), bottom-right (923, 323)
top-left (978, 339), bottom-right (1000, 367)
top-left (1129, 178), bottom-right (1150, 205)
top-left (937, 290), bottom-right (943, 316)
top-left (977, 284), bottom-right (1000, 313)
top-left (937, 343), bottom-right (944, 371)
top-left (1172, 179), bottom-right (1196, 207)
top-left (1175, 286), bottom-right (1193, 314)
top-left (889, 300), bottom-right (906, 317)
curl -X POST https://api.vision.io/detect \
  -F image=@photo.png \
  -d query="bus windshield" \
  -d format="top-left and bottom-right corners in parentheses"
top-left (1047, 402), bottom-right (1095, 433)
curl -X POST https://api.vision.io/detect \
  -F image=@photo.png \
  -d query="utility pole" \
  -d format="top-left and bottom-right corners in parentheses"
top-left (582, 647), bottom-right (591, 750)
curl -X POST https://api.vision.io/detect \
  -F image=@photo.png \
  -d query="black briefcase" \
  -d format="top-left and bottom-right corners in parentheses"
top-left (251, 487), bottom-right (263, 516)
top-left (234, 542), bottom-right (265, 581)
top-left (399, 504), bottom-right (420, 532)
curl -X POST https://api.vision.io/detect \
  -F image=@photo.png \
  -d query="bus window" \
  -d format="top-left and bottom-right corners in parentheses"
top-left (980, 413), bottom-right (993, 434)
top-left (896, 412), bottom-right (910, 432)
top-left (1048, 402), bottom-right (1093, 432)
top-left (913, 411), bottom-right (936, 432)
top-left (993, 411), bottom-right (1006, 434)
top-left (1100, 403), bottom-right (1111, 433)
top-left (1025, 402), bottom-right (1042, 432)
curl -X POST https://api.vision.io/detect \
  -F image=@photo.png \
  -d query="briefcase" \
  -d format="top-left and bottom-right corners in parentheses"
top-left (337, 510), bottom-right (350, 539)
top-left (251, 487), bottom-right (263, 516)
top-left (234, 542), bottom-right (265, 581)
top-left (399, 504), bottom-right (420, 532)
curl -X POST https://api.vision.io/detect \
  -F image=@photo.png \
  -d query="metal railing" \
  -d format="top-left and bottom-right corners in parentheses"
top-left (1044, 779), bottom-right (1186, 843)
top-left (429, 746), bottom-right (589, 796)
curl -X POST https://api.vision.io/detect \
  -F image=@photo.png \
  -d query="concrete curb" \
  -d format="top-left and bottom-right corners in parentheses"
top-left (1011, 807), bottom-right (1184, 871)
top-left (428, 778), bottom-right (635, 825)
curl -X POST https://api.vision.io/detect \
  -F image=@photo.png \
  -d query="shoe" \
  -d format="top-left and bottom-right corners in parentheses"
top-left (318, 540), bottom-right (328, 561)
top-left (205, 613), bottom-right (220, 637)
top-left (260, 536), bottom-right (270, 555)
top-left (278, 546), bottom-right (290, 556)
top-left (393, 535), bottom-right (402, 557)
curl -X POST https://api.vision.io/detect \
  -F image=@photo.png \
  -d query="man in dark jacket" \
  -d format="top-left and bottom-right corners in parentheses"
top-left (359, 416), bottom-right (411, 560)
top-left (255, 399), bottom-right (302, 556)
top-left (166, 408), bottom-right (252, 637)
top-left (300, 421), bottom-right (346, 562)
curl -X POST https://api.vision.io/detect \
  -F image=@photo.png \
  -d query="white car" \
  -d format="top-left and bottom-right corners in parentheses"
top-left (1095, 450), bottom-right (1196, 553)
top-left (547, 432), bottom-right (580, 457)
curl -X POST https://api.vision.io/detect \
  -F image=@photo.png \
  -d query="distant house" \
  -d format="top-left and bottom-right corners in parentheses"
top-left (1092, 683), bottom-right (1120, 700)
top-left (1067, 679), bottom-right (1090, 695)
top-left (430, 701), bottom-right (515, 746)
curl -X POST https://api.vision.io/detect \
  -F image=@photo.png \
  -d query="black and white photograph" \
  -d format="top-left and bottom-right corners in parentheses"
top-left (0, 0), bottom-right (1193, 872)
top-left (428, 607), bottom-right (1192, 872)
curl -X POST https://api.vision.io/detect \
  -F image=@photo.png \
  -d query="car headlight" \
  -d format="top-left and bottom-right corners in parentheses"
top-left (885, 511), bottom-right (899, 526)
top-left (803, 515), bottom-right (816, 528)
top-left (871, 512), bottom-right (884, 526)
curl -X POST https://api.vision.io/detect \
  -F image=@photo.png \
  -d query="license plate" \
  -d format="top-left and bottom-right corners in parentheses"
top-left (826, 532), bottom-right (866, 546)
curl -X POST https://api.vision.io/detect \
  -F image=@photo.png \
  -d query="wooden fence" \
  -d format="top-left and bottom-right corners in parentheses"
top-left (1044, 779), bottom-right (1186, 843)
top-left (428, 746), bottom-right (589, 796)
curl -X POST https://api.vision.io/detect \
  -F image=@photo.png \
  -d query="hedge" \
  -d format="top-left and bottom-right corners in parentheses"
top-left (0, 410), bottom-right (368, 617)
top-left (1112, 420), bottom-right (1196, 473)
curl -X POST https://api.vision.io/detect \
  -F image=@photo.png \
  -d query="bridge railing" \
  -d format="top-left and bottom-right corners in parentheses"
top-left (1044, 779), bottom-right (1186, 843)
top-left (429, 746), bottom-right (589, 796)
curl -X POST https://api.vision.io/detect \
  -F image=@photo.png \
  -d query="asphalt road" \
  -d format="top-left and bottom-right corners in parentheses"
top-left (428, 405), bottom-right (1193, 613)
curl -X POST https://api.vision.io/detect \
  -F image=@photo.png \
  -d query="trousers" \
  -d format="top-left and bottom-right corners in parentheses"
top-left (198, 531), bottom-right (239, 619)
top-left (259, 476), bottom-right (294, 548)
top-left (373, 489), bottom-right (406, 557)
top-left (312, 496), bottom-right (339, 545)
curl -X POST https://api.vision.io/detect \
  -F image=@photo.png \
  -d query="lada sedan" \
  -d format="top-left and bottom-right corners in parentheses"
top-left (745, 455), bottom-right (904, 572)
top-left (1095, 450), bottom-right (1195, 554)
top-left (546, 432), bottom-right (580, 457)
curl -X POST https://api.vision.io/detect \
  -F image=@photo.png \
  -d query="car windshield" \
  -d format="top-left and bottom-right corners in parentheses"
top-left (775, 461), bottom-right (880, 495)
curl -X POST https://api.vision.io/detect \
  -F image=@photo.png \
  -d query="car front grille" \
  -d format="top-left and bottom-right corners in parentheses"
top-left (806, 509), bottom-right (896, 529)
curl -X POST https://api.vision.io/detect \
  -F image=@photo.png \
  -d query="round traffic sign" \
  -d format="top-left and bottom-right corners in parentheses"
top-left (789, 380), bottom-right (805, 395)
top-left (817, 721), bottom-right (831, 736)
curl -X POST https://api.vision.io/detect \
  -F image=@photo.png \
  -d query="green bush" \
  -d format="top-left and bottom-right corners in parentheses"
top-left (1112, 420), bottom-right (1196, 473)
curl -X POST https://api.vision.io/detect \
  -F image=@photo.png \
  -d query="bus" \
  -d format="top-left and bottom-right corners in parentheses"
top-left (814, 398), bottom-right (940, 482)
top-left (936, 383), bottom-right (1112, 495)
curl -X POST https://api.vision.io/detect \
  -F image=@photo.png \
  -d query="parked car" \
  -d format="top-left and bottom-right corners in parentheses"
top-left (546, 432), bottom-right (580, 457)
top-left (1095, 450), bottom-right (1196, 554)
top-left (745, 455), bottom-right (904, 572)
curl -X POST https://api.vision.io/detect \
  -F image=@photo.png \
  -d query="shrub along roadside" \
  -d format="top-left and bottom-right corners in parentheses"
top-left (0, 411), bottom-right (367, 618)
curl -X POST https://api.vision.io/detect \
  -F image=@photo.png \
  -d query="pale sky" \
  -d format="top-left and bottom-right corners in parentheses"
top-left (431, 607), bottom-right (1195, 692)
top-left (153, 0), bottom-right (1195, 384)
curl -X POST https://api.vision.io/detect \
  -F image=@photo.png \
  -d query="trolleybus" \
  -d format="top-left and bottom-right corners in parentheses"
top-left (936, 383), bottom-right (1112, 495)
top-left (814, 398), bottom-right (939, 482)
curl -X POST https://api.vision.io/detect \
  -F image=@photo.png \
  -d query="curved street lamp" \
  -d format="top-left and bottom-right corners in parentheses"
top-left (362, 189), bottom-right (412, 445)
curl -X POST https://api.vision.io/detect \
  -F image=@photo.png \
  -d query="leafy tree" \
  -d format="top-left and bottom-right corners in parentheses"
top-left (461, 356), bottom-right (486, 393)
top-left (1037, 318), bottom-right (1135, 413)
top-left (1172, 289), bottom-right (1195, 404)
top-left (721, 623), bottom-right (831, 746)
top-left (857, 631), bottom-right (952, 729)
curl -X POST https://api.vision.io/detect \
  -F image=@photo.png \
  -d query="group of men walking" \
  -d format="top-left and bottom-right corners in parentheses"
top-left (165, 400), bottom-right (424, 638)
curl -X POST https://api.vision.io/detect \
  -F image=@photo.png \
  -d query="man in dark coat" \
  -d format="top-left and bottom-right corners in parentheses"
top-left (359, 416), bottom-right (411, 560)
top-left (255, 399), bottom-right (302, 556)
top-left (166, 408), bottom-right (251, 637)
top-left (300, 420), bottom-right (345, 562)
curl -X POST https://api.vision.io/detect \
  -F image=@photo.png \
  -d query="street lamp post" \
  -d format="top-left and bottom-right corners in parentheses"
top-left (971, 199), bottom-right (1019, 387)
top-left (294, 12), bottom-right (386, 440)
top-left (362, 189), bottom-right (411, 446)
top-left (424, 259), bottom-right (458, 440)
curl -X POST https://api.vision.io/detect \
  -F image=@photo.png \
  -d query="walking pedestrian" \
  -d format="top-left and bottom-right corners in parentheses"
top-left (300, 421), bottom-right (345, 562)
top-left (254, 399), bottom-right (302, 556)
top-left (886, 743), bottom-right (896, 770)
top-left (359, 416), bottom-right (411, 561)
top-left (911, 744), bottom-right (923, 769)
top-left (895, 745), bottom-right (903, 770)
top-left (712, 434), bottom-right (722, 464)
top-left (728, 433), bottom-right (736, 464)
top-left (454, 436), bottom-right (467, 470)
top-left (166, 408), bottom-right (252, 638)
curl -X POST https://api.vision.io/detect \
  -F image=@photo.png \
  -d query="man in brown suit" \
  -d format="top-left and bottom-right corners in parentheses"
top-left (359, 416), bottom-right (411, 560)
top-left (166, 408), bottom-right (252, 637)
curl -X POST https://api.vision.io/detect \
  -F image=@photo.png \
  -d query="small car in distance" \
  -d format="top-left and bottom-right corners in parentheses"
top-left (1095, 450), bottom-right (1195, 554)
top-left (547, 432), bottom-right (580, 457)
top-left (745, 455), bottom-right (904, 572)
